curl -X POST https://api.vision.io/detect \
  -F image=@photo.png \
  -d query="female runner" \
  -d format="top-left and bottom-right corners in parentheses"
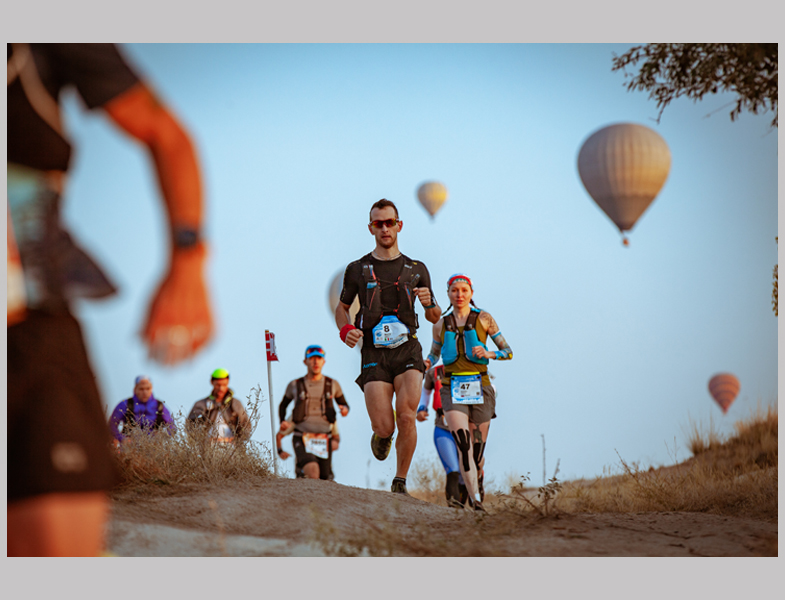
top-left (424, 273), bottom-right (513, 512)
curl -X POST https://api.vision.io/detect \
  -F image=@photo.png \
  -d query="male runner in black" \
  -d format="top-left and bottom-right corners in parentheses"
top-left (335, 199), bottom-right (441, 494)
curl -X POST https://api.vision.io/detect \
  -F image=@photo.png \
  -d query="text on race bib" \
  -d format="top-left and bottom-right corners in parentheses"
top-left (303, 433), bottom-right (330, 459)
top-left (450, 373), bottom-right (483, 405)
top-left (372, 315), bottom-right (410, 349)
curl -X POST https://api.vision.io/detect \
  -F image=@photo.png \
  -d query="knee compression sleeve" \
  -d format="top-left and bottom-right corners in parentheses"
top-left (451, 429), bottom-right (472, 472)
top-left (434, 430), bottom-right (460, 474)
top-left (472, 429), bottom-right (486, 468)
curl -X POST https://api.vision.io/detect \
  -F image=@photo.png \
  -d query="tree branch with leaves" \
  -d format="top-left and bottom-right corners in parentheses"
top-left (612, 44), bottom-right (778, 128)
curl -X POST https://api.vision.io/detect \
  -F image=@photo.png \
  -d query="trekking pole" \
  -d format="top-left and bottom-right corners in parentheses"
top-left (265, 330), bottom-right (279, 477)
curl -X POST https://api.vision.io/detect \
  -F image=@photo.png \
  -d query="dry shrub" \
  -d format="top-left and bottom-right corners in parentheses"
top-left (408, 456), bottom-right (449, 505)
top-left (554, 404), bottom-right (778, 521)
top-left (684, 413), bottom-right (723, 456)
top-left (112, 387), bottom-right (274, 490)
top-left (408, 455), bottom-right (500, 506)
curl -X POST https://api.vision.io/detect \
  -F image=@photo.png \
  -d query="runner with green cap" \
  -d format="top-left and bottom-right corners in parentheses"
top-left (186, 368), bottom-right (250, 445)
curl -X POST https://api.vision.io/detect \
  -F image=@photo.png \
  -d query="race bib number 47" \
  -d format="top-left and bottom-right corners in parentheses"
top-left (451, 373), bottom-right (483, 405)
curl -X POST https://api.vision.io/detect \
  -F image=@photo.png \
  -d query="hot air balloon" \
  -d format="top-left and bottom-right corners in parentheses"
top-left (328, 268), bottom-right (360, 327)
top-left (577, 123), bottom-right (671, 246)
top-left (708, 373), bottom-right (740, 414)
top-left (417, 181), bottom-right (448, 219)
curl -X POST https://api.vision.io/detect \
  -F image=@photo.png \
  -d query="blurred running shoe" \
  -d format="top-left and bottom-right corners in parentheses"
top-left (390, 477), bottom-right (410, 496)
top-left (370, 432), bottom-right (393, 461)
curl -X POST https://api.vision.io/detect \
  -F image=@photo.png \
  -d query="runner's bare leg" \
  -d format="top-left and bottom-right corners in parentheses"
top-left (7, 492), bottom-right (109, 556)
top-left (392, 369), bottom-right (423, 479)
top-left (445, 410), bottom-right (480, 502)
top-left (363, 381), bottom-right (396, 439)
top-left (302, 462), bottom-right (320, 479)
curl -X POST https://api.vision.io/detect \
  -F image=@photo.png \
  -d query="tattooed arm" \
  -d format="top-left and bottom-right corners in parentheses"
top-left (474, 311), bottom-right (513, 361)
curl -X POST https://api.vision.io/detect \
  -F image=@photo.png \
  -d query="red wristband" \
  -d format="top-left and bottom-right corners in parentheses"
top-left (340, 324), bottom-right (357, 342)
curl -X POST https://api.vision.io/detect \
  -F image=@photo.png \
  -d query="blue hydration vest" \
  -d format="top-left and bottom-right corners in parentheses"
top-left (441, 307), bottom-right (489, 366)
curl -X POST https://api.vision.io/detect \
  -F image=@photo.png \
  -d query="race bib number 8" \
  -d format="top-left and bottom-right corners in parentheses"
top-left (451, 373), bottom-right (483, 405)
top-left (372, 315), bottom-right (410, 349)
top-left (303, 433), bottom-right (330, 459)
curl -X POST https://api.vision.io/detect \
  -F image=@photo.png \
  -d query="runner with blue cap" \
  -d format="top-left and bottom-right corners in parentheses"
top-left (277, 345), bottom-right (350, 480)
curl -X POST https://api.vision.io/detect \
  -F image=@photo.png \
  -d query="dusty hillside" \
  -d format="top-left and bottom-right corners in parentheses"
top-left (106, 404), bottom-right (777, 556)
top-left (106, 475), bottom-right (777, 557)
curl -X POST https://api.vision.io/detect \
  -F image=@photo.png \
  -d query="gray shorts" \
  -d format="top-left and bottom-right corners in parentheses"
top-left (439, 383), bottom-right (496, 424)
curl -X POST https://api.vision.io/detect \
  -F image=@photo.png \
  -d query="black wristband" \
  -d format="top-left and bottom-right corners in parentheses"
top-left (423, 303), bottom-right (436, 309)
top-left (173, 227), bottom-right (201, 249)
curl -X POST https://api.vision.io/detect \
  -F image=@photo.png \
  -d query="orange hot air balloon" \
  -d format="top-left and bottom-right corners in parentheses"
top-left (417, 181), bottom-right (448, 219)
top-left (577, 123), bottom-right (671, 245)
top-left (708, 373), bottom-right (740, 414)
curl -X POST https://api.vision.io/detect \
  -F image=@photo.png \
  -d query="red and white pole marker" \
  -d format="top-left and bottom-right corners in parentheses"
top-left (265, 330), bottom-right (279, 476)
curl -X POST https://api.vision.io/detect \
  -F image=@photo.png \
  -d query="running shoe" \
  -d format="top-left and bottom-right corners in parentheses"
top-left (391, 477), bottom-right (410, 496)
top-left (458, 482), bottom-right (469, 506)
top-left (445, 472), bottom-right (461, 504)
top-left (370, 433), bottom-right (393, 461)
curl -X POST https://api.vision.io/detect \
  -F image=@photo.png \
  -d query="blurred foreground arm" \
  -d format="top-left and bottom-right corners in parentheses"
top-left (103, 83), bottom-right (213, 365)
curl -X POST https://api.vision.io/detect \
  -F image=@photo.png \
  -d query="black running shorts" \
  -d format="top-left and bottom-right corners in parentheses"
top-left (7, 310), bottom-right (120, 501)
top-left (292, 432), bottom-right (333, 480)
top-left (354, 337), bottom-right (425, 391)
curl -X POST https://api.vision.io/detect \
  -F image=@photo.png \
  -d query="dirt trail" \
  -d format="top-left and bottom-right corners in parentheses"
top-left (106, 478), bottom-right (777, 556)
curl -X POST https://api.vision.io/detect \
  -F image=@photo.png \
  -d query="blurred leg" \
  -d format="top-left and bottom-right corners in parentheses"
top-left (302, 461), bottom-right (320, 479)
top-left (7, 491), bottom-right (109, 557)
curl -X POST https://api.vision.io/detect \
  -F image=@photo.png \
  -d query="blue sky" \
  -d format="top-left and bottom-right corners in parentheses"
top-left (59, 43), bottom-right (778, 491)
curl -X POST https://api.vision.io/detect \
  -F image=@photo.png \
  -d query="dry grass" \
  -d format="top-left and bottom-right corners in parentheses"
top-left (407, 457), bottom-right (451, 506)
top-left (110, 387), bottom-right (274, 492)
top-left (111, 395), bottom-right (776, 556)
top-left (313, 403), bottom-right (778, 556)
top-left (405, 404), bottom-right (778, 525)
top-left (408, 456), bottom-right (501, 507)
top-left (549, 403), bottom-right (778, 522)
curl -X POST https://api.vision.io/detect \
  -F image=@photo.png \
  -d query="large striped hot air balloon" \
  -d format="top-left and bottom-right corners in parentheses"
top-left (417, 181), bottom-right (448, 219)
top-left (577, 123), bottom-right (671, 246)
top-left (708, 373), bottom-right (740, 414)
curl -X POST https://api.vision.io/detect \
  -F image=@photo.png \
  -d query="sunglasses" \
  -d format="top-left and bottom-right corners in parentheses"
top-left (369, 219), bottom-right (399, 229)
top-left (306, 346), bottom-right (324, 355)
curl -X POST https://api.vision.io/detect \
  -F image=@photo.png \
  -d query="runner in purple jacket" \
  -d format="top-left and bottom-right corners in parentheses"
top-left (107, 376), bottom-right (176, 444)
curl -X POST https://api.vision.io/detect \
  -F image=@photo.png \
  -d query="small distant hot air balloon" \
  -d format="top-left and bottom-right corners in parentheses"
top-left (417, 181), bottom-right (448, 219)
top-left (328, 269), bottom-right (360, 327)
top-left (708, 373), bottom-right (740, 414)
top-left (577, 123), bottom-right (671, 246)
